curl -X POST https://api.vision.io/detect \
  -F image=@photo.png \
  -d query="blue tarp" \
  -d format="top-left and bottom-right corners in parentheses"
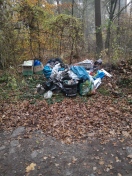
top-left (43, 65), bottom-right (52, 79)
top-left (70, 66), bottom-right (89, 80)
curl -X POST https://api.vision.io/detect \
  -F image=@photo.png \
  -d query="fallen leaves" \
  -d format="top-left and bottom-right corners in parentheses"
top-left (115, 157), bottom-right (121, 162)
top-left (26, 163), bottom-right (36, 173)
top-left (99, 160), bottom-right (104, 165)
top-left (122, 131), bottom-right (130, 137)
top-left (117, 173), bottom-right (122, 176)
top-left (72, 156), bottom-right (77, 164)
top-left (55, 163), bottom-right (59, 167)
top-left (127, 154), bottom-right (132, 159)
top-left (43, 156), bottom-right (48, 160)
top-left (0, 95), bottom-right (131, 144)
top-left (93, 166), bottom-right (97, 171)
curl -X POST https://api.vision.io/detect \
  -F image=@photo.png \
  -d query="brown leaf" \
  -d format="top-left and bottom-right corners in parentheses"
top-left (26, 163), bottom-right (36, 173)
top-left (122, 131), bottom-right (130, 137)
top-left (127, 154), bottom-right (132, 159)
top-left (72, 156), bottom-right (77, 164)
top-left (99, 160), bottom-right (104, 165)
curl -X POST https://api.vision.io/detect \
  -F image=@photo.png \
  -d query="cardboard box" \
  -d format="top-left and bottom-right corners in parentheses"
top-left (34, 63), bottom-right (43, 74)
top-left (22, 60), bottom-right (34, 76)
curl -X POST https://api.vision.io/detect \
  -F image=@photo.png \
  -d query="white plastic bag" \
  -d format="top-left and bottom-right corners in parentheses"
top-left (44, 90), bottom-right (53, 99)
top-left (68, 70), bottom-right (80, 80)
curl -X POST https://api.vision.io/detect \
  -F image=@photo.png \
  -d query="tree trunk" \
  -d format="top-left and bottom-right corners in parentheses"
top-left (72, 0), bottom-right (74, 16)
top-left (95, 0), bottom-right (103, 55)
top-left (70, 0), bottom-right (75, 64)
top-left (56, 0), bottom-right (61, 14)
top-left (105, 0), bottom-right (118, 51)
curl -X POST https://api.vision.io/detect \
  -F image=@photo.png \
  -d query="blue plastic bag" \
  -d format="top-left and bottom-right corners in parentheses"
top-left (93, 70), bottom-right (105, 80)
top-left (70, 66), bottom-right (89, 80)
top-left (43, 65), bottom-right (52, 79)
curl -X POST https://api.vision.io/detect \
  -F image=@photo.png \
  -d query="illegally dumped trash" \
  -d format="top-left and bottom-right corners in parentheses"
top-left (36, 58), bottom-right (112, 99)
top-left (21, 59), bottom-right (43, 76)
top-left (34, 60), bottom-right (43, 74)
top-left (44, 90), bottom-right (53, 99)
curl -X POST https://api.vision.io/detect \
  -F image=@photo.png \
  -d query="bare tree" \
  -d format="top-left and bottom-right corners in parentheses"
top-left (105, 0), bottom-right (131, 54)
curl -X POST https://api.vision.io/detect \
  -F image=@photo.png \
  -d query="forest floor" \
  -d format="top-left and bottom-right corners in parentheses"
top-left (0, 59), bottom-right (132, 176)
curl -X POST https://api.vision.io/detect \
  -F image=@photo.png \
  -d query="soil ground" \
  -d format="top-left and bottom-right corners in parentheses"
top-left (0, 127), bottom-right (132, 176)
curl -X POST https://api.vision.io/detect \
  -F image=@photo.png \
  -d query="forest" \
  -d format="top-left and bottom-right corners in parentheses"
top-left (0, 0), bottom-right (131, 68)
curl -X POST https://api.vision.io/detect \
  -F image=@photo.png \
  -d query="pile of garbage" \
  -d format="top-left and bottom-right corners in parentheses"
top-left (36, 58), bottom-right (112, 99)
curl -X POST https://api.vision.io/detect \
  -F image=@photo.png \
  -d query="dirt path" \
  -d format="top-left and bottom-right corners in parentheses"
top-left (0, 127), bottom-right (132, 176)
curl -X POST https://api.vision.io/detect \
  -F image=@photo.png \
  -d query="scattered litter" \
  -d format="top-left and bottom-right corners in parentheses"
top-left (21, 59), bottom-right (43, 75)
top-left (75, 59), bottom-right (94, 71)
top-left (21, 58), bottom-right (112, 98)
top-left (34, 59), bottom-right (43, 74)
top-left (94, 78), bottom-right (102, 89)
top-left (101, 69), bottom-right (112, 78)
top-left (36, 84), bottom-right (45, 94)
top-left (22, 60), bottom-right (34, 76)
top-left (44, 90), bottom-right (53, 99)
top-left (79, 80), bottom-right (94, 96)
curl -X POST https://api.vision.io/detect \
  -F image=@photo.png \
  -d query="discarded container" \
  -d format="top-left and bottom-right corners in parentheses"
top-left (63, 80), bottom-right (78, 97)
top-left (22, 60), bottom-right (34, 76)
top-left (34, 60), bottom-right (43, 74)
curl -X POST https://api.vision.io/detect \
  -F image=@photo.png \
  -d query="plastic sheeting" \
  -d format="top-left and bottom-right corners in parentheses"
top-left (70, 66), bottom-right (89, 80)
top-left (43, 65), bottom-right (52, 79)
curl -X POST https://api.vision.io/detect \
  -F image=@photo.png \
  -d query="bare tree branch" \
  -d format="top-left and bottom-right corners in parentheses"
top-left (113, 1), bottom-right (132, 20)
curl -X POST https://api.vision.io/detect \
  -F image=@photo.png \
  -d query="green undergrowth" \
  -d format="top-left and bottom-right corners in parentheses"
top-left (98, 87), bottom-right (110, 96)
top-left (117, 78), bottom-right (132, 88)
top-left (0, 72), bottom-right (66, 104)
top-left (46, 93), bottom-right (65, 105)
top-left (0, 73), bottom-right (45, 102)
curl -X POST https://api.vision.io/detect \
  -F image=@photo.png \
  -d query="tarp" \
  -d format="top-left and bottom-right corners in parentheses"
top-left (70, 66), bottom-right (89, 80)
top-left (43, 65), bottom-right (52, 79)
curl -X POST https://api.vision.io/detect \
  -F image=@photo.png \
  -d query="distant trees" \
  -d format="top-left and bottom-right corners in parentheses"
top-left (0, 0), bottom-right (131, 68)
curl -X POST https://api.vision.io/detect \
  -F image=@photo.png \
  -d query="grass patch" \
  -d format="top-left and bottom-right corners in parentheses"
top-left (98, 87), bottom-right (110, 96)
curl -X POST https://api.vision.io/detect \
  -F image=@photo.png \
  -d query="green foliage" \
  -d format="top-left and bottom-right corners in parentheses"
top-left (117, 78), bottom-right (132, 88)
top-left (7, 76), bottom-right (18, 89)
top-left (98, 87), bottom-right (110, 96)
top-left (127, 99), bottom-right (132, 105)
top-left (111, 42), bottom-right (124, 63)
top-left (0, 73), bottom-right (8, 83)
